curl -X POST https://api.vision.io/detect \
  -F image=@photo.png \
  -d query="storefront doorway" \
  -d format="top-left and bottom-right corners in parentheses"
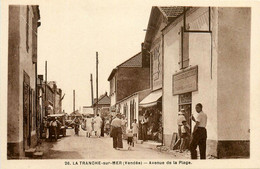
top-left (178, 92), bottom-right (192, 132)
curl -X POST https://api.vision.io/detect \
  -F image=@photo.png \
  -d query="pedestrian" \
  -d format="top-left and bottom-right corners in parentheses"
top-left (141, 113), bottom-right (148, 141)
top-left (110, 114), bottom-right (123, 150)
top-left (179, 119), bottom-right (190, 153)
top-left (104, 119), bottom-right (110, 136)
top-left (132, 119), bottom-right (139, 143)
top-left (43, 117), bottom-right (49, 140)
top-left (74, 117), bottom-right (80, 136)
top-left (91, 117), bottom-right (95, 136)
top-left (190, 103), bottom-right (207, 159)
top-left (94, 114), bottom-right (102, 137)
top-left (50, 117), bottom-right (61, 141)
top-left (101, 116), bottom-right (105, 137)
top-left (126, 128), bottom-right (134, 150)
top-left (84, 115), bottom-right (92, 137)
top-left (174, 109), bottom-right (186, 151)
top-left (121, 115), bottom-right (127, 139)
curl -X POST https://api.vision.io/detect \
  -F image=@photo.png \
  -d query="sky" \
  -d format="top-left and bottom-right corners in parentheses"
top-left (36, 0), bottom-right (167, 113)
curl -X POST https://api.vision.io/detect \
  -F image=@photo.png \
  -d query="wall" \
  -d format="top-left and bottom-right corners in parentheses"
top-left (110, 76), bottom-right (117, 107)
top-left (162, 8), bottom-right (218, 147)
top-left (217, 8), bottom-right (250, 141)
top-left (116, 67), bottom-right (150, 102)
top-left (8, 6), bottom-right (22, 155)
top-left (150, 14), bottom-right (167, 91)
top-left (8, 5), bottom-right (39, 157)
top-left (19, 5), bottom-right (37, 146)
top-left (118, 94), bottom-right (139, 129)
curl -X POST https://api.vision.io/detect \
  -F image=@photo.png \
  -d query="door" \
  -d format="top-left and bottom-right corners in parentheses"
top-left (23, 72), bottom-right (30, 150)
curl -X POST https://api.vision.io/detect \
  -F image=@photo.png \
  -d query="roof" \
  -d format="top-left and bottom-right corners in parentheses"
top-left (107, 52), bottom-right (142, 81)
top-left (158, 6), bottom-right (184, 18)
top-left (144, 6), bottom-right (185, 50)
top-left (118, 52), bottom-right (142, 67)
top-left (107, 68), bottom-right (117, 81)
top-left (93, 93), bottom-right (111, 106)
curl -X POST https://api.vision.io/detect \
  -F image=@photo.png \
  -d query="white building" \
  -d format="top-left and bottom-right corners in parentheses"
top-left (161, 7), bottom-right (250, 158)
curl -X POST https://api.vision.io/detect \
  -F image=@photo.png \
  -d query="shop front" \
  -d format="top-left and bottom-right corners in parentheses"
top-left (139, 89), bottom-right (163, 143)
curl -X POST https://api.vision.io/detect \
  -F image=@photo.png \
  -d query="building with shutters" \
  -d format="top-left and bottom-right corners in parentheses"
top-left (161, 7), bottom-right (250, 158)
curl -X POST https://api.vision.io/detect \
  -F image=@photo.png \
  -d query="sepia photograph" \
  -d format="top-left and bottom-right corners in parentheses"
top-left (1, 0), bottom-right (260, 168)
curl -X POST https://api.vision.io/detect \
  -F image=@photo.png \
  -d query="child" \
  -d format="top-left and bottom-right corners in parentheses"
top-left (132, 119), bottom-right (139, 143)
top-left (126, 129), bottom-right (134, 150)
top-left (180, 119), bottom-right (190, 153)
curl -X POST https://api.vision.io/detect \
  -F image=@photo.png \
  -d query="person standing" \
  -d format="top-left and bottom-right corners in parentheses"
top-left (43, 117), bottom-right (49, 140)
top-left (190, 103), bottom-right (207, 159)
top-left (141, 113), bottom-right (148, 141)
top-left (101, 116), bottom-right (105, 137)
top-left (110, 114), bottom-right (123, 150)
top-left (174, 109), bottom-right (186, 150)
top-left (94, 114), bottom-right (102, 137)
top-left (132, 119), bottom-right (139, 143)
top-left (74, 117), bottom-right (80, 136)
top-left (180, 119), bottom-right (190, 153)
top-left (85, 115), bottom-right (92, 137)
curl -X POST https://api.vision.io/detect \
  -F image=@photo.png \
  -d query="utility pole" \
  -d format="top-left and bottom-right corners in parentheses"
top-left (73, 90), bottom-right (75, 113)
top-left (96, 52), bottom-right (99, 116)
top-left (90, 74), bottom-right (94, 106)
top-left (45, 61), bottom-right (47, 116)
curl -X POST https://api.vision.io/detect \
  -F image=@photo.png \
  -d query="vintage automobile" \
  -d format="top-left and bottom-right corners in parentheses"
top-left (47, 114), bottom-right (67, 138)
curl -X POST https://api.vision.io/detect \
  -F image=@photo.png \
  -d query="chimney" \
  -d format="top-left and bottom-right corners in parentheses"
top-left (141, 43), bottom-right (150, 68)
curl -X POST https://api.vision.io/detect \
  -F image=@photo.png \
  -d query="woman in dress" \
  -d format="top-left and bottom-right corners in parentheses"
top-left (85, 115), bottom-right (92, 137)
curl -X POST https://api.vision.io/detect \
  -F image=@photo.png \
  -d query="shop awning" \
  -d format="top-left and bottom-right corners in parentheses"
top-left (139, 89), bottom-right (162, 108)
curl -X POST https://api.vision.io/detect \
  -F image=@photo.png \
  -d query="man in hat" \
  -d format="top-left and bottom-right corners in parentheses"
top-left (110, 113), bottom-right (123, 150)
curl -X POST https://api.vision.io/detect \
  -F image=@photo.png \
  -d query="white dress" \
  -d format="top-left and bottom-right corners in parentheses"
top-left (86, 118), bottom-right (92, 133)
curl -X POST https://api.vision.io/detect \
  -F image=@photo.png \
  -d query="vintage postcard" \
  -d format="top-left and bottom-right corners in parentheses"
top-left (1, 0), bottom-right (260, 168)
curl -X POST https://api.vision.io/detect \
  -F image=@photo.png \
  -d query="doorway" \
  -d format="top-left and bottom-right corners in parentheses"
top-left (178, 92), bottom-right (192, 132)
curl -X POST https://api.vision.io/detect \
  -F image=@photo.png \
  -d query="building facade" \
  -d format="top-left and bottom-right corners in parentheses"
top-left (7, 5), bottom-right (40, 158)
top-left (140, 7), bottom-right (183, 142)
top-left (108, 52), bottom-right (150, 114)
top-left (162, 7), bottom-right (250, 158)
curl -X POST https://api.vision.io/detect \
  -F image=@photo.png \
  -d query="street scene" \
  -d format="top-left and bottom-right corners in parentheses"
top-left (5, 2), bottom-right (251, 161)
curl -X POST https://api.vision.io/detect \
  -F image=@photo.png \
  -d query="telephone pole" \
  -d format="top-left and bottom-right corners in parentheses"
top-left (73, 90), bottom-right (75, 113)
top-left (96, 52), bottom-right (99, 116)
top-left (45, 61), bottom-right (47, 116)
top-left (90, 74), bottom-right (94, 106)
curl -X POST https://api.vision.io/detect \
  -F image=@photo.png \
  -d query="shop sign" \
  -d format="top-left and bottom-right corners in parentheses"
top-left (173, 66), bottom-right (198, 95)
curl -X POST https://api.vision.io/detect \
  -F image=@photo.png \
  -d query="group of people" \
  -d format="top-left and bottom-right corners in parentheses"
top-left (43, 117), bottom-right (61, 141)
top-left (176, 103), bottom-right (208, 159)
top-left (110, 114), bottom-right (139, 150)
top-left (81, 114), bottom-right (104, 137)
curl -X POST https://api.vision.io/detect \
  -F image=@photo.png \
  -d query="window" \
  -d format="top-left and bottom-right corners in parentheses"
top-left (179, 27), bottom-right (189, 69)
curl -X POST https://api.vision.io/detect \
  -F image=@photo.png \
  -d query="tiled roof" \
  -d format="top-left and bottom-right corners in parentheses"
top-left (158, 6), bottom-right (184, 18)
top-left (118, 52), bottom-right (142, 67)
top-left (93, 94), bottom-right (111, 105)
